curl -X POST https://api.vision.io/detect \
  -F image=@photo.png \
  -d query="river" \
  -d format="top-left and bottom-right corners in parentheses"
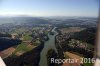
top-left (39, 27), bottom-right (58, 66)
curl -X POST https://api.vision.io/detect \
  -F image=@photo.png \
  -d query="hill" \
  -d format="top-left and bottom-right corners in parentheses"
top-left (72, 27), bottom-right (96, 45)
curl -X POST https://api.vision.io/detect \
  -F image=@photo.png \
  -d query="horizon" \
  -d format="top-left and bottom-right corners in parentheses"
top-left (0, 14), bottom-right (98, 25)
top-left (0, 14), bottom-right (98, 18)
top-left (0, 0), bottom-right (99, 17)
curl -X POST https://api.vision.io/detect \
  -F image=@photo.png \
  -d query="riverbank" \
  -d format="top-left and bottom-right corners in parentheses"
top-left (39, 27), bottom-right (58, 66)
top-left (3, 41), bottom-right (44, 66)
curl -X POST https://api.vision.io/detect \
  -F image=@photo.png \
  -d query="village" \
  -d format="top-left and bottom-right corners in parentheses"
top-left (0, 24), bottom-right (52, 58)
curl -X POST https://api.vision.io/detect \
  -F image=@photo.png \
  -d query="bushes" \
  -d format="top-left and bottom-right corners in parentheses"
top-left (62, 44), bottom-right (93, 58)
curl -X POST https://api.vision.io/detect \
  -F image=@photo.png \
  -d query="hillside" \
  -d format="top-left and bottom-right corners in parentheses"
top-left (72, 27), bottom-right (96, 45)
top-left (0, 38), bottom-right (22, 51)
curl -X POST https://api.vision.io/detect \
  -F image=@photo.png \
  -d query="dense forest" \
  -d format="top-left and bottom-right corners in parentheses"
top-left (72, 27), bottom-right (96, 45)
top-left (0, 37), bottom-right (22, 51)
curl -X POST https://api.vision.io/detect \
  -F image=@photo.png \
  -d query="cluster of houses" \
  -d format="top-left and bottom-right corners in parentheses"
top-left (56, 32), bottom-right (72, 44)
top-left (56, 33), bottom-right (88, 49)
top-left (68, 39), bottom-right (88, 49)
top-left (31, 26), bottom-right (51, 43)
top-left (56, 27), bottom-right (88, 51)
top-left (0, 26), bottom-right (52, 58)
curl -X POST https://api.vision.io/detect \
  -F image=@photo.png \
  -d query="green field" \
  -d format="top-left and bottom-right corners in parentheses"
top-left (84, 63), bottom-right (93, 66)
top-left (12, 42), bottom-right (33, 57)
top-left (23, 34), bottom-right (33, 41)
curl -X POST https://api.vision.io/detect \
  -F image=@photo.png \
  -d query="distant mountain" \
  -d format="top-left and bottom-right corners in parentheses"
top-left (0, 16), bottom-right (97, 28)
top-left (0, 16), bottom-right (50, 25)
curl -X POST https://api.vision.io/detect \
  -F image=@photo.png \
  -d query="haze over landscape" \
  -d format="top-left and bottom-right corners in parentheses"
top-left (0, 0), bottom-right (99, 66)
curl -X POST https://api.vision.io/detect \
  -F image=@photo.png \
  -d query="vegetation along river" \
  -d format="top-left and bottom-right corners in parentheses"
top-left (39, 27), bottom-right (58, 66)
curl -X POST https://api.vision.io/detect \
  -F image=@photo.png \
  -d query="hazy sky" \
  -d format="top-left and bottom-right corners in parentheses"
top-left (0, 0), bottom-right (99, 17)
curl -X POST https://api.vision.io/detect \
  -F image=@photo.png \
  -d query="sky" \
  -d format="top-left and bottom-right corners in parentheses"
top-left (0, 0), bottom-right (99, 17)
